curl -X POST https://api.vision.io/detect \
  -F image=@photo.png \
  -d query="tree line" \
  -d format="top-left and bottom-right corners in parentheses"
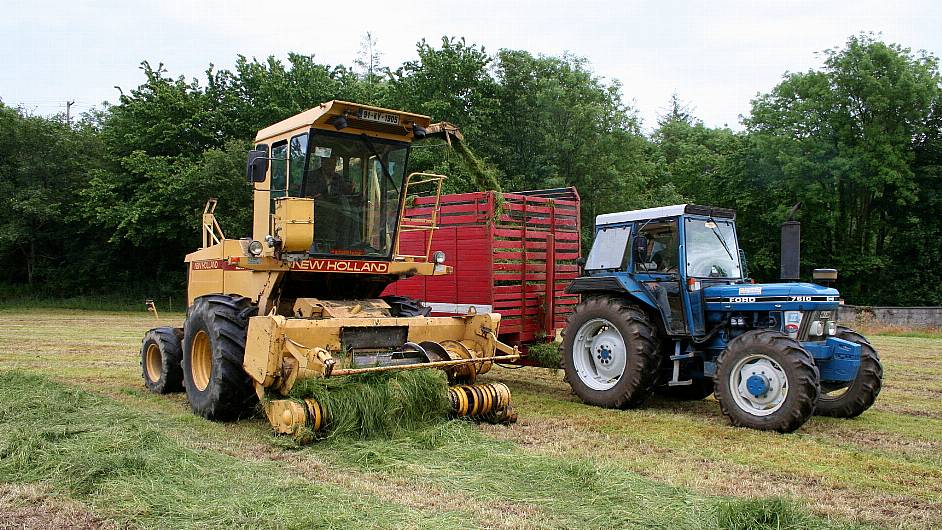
top-left (1, 33), bottom-right (940, 306)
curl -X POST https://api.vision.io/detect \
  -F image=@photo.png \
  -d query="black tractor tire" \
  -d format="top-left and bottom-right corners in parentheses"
top-left (182, 294), bottom-right (258, 421)
top-left (141, 327), bottom-right (184, 394)
top-left (561, 297), bottom-right (662, 409)
top-left (814, 327), bottom-right (883, 418)
top-left (383, 295), bottom-right (431, 317)
top-left (715, 329), bottom-right (820, 433)
top-left (657, 379), bottom-right (715, 401)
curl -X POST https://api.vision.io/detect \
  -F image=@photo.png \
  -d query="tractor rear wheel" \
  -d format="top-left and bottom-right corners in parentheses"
top-left (141, 327), bottom-right (184, 394)
top-left (815, 327), bottom-right (883, 418)
top-left (715, 329), bottom-right (819, 433)
top-left (182, 294), bottom-right (258, 421)
top-left (561, 297), bottom-right (661, 409)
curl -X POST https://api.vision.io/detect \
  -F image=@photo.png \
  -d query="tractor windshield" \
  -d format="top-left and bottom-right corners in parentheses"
top-left (287, 130), bottom-right (409, 258)
top-left (684, 217), bottom-right (742, 279)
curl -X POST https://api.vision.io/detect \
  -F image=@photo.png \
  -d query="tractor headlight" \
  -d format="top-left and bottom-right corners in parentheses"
top-left (248, 240), bottom-right (264, 257)
top-left (432, 251), bottom-right (446, 264)
top-left (827, 321), bottom-right (837, 336)
top-left (809, 320), bottom-right (824, 337)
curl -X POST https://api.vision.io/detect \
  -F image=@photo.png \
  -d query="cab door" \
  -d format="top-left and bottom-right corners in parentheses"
top-left (632, 219), bottom-right (688, 335)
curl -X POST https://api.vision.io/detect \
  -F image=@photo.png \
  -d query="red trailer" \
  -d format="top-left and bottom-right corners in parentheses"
top-left (382, 188), bottom-right (581, 352)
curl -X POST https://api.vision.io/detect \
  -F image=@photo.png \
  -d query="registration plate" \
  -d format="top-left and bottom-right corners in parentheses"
top-left (358, 109), bottom-right (400, 125)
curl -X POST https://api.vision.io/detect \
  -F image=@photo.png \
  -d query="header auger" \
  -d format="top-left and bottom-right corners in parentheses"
top-left (140, 101), bottom-right (518, 440)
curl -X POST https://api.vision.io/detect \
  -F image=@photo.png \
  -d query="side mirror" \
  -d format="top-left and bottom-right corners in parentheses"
top-left (246, 149), bottom-right (269, 183)
top-left (633, 235), bottom-right (648, 262)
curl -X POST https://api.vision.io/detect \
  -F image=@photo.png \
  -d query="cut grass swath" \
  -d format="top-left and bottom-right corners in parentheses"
top-left (287, 369), bottom-right (452, 439)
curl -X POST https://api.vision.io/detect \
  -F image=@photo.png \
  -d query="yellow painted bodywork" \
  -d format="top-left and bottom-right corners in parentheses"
top-left (173, 101), bottom-right (518, 440)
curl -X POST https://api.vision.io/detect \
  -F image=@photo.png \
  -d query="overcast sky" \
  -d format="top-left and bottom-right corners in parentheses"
top-left (2, 1), bottom-right (940, 130)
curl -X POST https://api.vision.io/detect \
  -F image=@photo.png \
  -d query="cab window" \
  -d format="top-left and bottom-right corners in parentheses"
top-left (270, 141), bottom-right (288, 211)
top-left (634, 220), bottom-right (678, 274)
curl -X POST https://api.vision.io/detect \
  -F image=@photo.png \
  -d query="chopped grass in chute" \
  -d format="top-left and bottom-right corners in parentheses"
top-left (452, 139), bottom-right (502, 193)
top-left (288, 369), bottom-right (452, 439)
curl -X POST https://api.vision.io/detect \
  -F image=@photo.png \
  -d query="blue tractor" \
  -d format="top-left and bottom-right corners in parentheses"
top-left (561, 204), bottom-right (883, 432)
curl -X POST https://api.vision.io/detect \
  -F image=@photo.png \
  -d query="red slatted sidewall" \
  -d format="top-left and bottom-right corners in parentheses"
top-left (382, 188), bottom-right (581, 346)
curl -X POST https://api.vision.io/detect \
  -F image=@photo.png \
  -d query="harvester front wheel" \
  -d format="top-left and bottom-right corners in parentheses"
top-left (814, 327), bottom-right (883, 418)
top-left (182, 295), bottom-right (258, 421)
top-left (141, 327), bottom-right (184, 394)
top-left (715, 330), bottom-right (819, 433)
top-left (561, 297), bottom-right (661, 409)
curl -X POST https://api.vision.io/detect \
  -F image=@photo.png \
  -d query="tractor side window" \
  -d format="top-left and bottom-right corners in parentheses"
top-left (288, 133), bottom-right (308, 197)
top-left (634, 220), bottom-right (678, 274)
top-left (585, 225), bottom-right (631, 270)
top-left (270, 142), bottom-right (288, 212)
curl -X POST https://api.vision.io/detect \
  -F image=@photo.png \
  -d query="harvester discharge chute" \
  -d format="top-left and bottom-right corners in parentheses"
top-left (140, 101), bottom-right (519, 440)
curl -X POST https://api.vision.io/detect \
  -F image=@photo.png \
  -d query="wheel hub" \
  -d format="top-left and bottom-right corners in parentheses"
top-left (746, 374), bottom-right (770, 397)
top-left (730, 355), bottom-right (789, 416)
top-left (572, 318), bottom-right (628, 391)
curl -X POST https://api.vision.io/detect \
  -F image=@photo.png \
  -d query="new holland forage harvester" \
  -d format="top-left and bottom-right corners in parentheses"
top-left (140, 101), bottom-right (519, 439)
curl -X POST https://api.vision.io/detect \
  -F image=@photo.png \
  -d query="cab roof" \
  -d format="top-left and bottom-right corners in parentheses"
top-left (254, 100), bottom-right (432, 143)
top-left (596, 204), bottom-right (736, 226)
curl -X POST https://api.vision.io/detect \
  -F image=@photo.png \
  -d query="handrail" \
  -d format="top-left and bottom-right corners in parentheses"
top-left (201, 198), bottom-right (225, 249)
top-left (394, 172), bottom-right (446, 261)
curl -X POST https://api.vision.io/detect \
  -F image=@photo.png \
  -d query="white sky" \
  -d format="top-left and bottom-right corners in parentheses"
top-left (2, 0), bottom-right (940, 130)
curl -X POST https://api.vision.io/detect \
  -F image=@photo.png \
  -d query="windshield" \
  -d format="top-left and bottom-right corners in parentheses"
top-left (684, 217), bottom-right (742, 279)
top-left (274, 130), bottom-right (409, 258)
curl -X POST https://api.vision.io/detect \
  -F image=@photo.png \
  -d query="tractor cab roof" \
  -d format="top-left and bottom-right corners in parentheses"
top-left (254, 100), bottom-right (432, 144)
top-left (595, 204), bottom-right (736, 227)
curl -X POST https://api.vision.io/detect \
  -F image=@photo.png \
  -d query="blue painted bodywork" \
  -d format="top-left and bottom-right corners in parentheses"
top-left (569, 211), bottom-right (861, 384)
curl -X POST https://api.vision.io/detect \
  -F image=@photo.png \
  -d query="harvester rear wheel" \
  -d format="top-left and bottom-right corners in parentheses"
top-left (814, 327), bottom-right (883, 418)
top-left (141, 327), bottom-right (184, 394)
top-left (561, 297), bottom-right (661, 409)
top-left (182, 294), bottom-right (258, 421)
top-left (383, 295), bottom-right (431, 317)
top-left (715, 329), bottom-right (819, 433)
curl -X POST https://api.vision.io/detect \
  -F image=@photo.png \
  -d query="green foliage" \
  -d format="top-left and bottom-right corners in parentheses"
top-left (526, 341), bottom-right (562, 369)
top-left (287, 369), bottom-right (451, 439)
top-left (1, 33), bottom-right (940, 305)
top-left (714, 497), bottom-right (819, 530)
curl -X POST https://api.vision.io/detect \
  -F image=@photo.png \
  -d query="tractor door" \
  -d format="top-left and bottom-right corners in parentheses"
top-left (633, 219), bottom-right (688, 335)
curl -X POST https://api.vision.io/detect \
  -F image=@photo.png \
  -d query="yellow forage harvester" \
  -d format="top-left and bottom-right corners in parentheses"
top-left (140, 101), bottom-right (518, 439)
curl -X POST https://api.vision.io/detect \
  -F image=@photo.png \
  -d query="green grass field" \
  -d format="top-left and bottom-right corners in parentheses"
top-left (0, 309), bottom-right (939, 529)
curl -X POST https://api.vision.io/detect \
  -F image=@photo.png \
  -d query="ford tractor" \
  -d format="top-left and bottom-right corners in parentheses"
top-left (561, 204), bottom-right (883, 432)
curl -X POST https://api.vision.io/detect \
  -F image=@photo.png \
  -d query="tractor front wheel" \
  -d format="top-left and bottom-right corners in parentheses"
top-left (561, 297), bottom-right (661, 409)
top-left (141, 327), bottom-right (184, 394)
top-left (815, 327), bottom-right (883, 418)
top-left (715, 329), bottom-right (819, 433)
top-left (182, 295), bottom-right (258, 421)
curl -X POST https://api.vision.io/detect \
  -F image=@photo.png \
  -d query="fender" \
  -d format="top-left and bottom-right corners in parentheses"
top-left (566, 274), bottom-right (659, 310)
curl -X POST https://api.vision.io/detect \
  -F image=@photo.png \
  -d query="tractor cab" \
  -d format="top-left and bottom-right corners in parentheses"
top-left (577, 204), bottom-right (748, 337)
top-left (564, 204), bottom-right (883, 433)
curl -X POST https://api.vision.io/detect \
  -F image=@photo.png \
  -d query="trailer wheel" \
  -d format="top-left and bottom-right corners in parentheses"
top-left (561, 297), bottom-right (661, 408)
top-left (657, 379), bottom-right (715, 400)
top-left (141, 327), bottom-right (184, 394)
top-left (814, 327), bottom-right (883, 418)
top-left (715, 330), bottom-right (819, 433)
top-left (182, 294), bottom-right (258, 421)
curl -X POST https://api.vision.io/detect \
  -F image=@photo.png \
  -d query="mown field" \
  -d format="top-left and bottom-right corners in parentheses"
top-left (0, 309), bottom-right (939, 529)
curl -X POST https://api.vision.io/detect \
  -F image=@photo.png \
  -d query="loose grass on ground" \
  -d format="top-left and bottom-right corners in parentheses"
top-left (1, 308), bottom-right (937, 528)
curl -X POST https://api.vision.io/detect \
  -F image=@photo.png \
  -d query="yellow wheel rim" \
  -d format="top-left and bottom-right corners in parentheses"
top-left (145, 343), bottom-right (162, 383)
top-left (191, 330), bottom-right (212, 391)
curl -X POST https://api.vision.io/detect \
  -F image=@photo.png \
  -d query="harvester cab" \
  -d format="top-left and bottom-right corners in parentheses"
top-left (562, 204), bottom-right (883, 433)
top-left (141, 101), bottom-right (518, 440)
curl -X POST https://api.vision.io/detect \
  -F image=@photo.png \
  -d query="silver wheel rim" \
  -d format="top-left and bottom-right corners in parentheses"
top-left (572, 318), bottom-right (627, 391)
top-left (729, 354), bottom-right (788, 416)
